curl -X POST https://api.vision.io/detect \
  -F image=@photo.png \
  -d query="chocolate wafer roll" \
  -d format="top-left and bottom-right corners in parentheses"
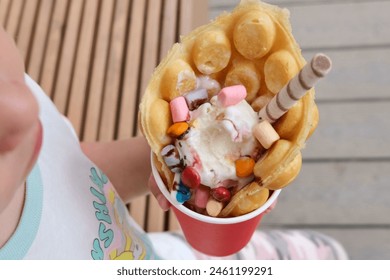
top-left (259, 53), bottom-right (332, 123)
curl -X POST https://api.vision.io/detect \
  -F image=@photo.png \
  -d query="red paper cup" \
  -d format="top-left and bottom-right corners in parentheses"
top-left (151, 153), bottom-right (281, 257)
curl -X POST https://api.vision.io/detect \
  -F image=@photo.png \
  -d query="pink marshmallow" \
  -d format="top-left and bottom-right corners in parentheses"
top-left (194, 186), bottom-right (210, 209)
top-left (217, 85), bottom-right (247, 107)
top-left (170, 96), bottom-right (189, 122)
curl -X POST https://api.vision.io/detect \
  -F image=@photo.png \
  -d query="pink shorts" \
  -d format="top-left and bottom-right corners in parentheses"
top-left (148, 229), bottom-right (348, 260)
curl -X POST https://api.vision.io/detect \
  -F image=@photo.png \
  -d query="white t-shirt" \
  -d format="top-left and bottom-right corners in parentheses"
top-left (0, 76), bottom-right (349, 261)
top-left (0, 75), bottom-right (159, 260)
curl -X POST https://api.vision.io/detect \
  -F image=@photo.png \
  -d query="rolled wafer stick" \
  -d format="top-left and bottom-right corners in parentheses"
top-left (258, 53), bottom-right (332, 123)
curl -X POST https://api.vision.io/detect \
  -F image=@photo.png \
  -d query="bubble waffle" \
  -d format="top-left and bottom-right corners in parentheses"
top-left (140, 0), bottom-right (326, 217)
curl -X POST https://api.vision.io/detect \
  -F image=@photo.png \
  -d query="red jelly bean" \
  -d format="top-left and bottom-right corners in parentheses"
top-left (181, 167), bottom-right (201, 189)
top-left (211, 186), bottom-right (231, 202)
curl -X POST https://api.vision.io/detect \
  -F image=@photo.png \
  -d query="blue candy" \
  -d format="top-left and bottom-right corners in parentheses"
top-left (176, 182), bottom-right (191, 203)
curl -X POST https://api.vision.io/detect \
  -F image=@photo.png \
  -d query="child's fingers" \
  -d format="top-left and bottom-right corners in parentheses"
top-left (0, 26), bottom-right (25, 80)
top-left (264, 199), bottom-right (277, 214)
top-left (148, 174), bottom-right (170, 211)
top-left (0, 27), bottom-right (38, 153)
top-left (0, 82), bottom-right (39, 152)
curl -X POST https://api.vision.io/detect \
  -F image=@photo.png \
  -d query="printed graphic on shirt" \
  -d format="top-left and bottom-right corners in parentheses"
top-left (89, 167), bottom-right (147, 260)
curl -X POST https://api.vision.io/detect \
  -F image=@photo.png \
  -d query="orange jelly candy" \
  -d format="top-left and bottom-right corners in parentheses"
top-left (166, 122), bottom-right (189, 138)
top-left (235, 157), bottom-right (255, 178)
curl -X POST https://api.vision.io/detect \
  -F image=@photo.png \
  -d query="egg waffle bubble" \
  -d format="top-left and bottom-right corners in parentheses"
top-left (139, 0), bottom-right (319, 217)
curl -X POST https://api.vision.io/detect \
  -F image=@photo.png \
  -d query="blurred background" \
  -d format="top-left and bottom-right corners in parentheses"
top-left (210, 0), bottom-right (390, 259)
top-left (1, 0), bottom-right (389, 259)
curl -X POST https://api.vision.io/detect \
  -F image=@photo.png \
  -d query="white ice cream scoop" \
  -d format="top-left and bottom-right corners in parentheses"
top-left (176, 96), bottom-right (260, 189)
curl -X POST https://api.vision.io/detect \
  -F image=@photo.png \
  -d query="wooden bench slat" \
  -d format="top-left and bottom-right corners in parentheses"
top-left (178, 0), bottom-right (208, 37)
top-left (159, 0), bottom-right (179, 59)
top-left (117, 0), bottom-right (148, 139)
top-left (83, 0), bottom-right (115, 141)
top-left (26, 0), bottom-right (54, 81)
top-left (4, 0), bottom-right (24, 39)
top-left (137, 0), bottom-right (163, 99)
top-left (15, 0), bottom-right (39, 62)
top-left (67, 0), bottom-right (99, 136)
top-left (98, 0), bottom-right (131, 141)
top-left (40, 0), bottom-right (69, 98)
top-left (129, 198), bottom-right (149, 230)
top-left (53, 0), bottom-right (84, 114)
top-left (0, 0), bottom-right (11, 26)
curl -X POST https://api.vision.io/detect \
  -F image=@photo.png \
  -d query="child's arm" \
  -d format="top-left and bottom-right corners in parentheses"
top-left (0, 26), bottom-right (41, 247)
top-left (80, 136), bottom-right (151, 204)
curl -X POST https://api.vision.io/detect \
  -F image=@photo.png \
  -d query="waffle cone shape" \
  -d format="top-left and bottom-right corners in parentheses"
top-left (139, 0), bottom-right (318, 217)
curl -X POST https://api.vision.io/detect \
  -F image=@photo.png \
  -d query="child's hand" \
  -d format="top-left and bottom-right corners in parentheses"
top-left (149, 174), bottom-right (170, 211)
top-left (264, 199), bottom-right (277, 214)
top-left (0, 27), bottom-right (41, 213)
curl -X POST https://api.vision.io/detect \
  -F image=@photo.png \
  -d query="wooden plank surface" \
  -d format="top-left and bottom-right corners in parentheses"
top-left (98, 0), bottom-right (130, 141)
top-left (67, 0), bottom-right (99, 136)
top-left (137, 0), bottom-right (163, 102)
top-left (159, 0), bottom-right (179, 63)
top-left (117, 0), bottom-right (148, 139)
top-left (82, 0), bottom-right (115, 141)
top-left (26, 0), bottom-right (54, 81)
top-left (179, 0), bottom-right (209, 37)
top-left (4, 0), bottom-right (24, 39)
top-left (39, 0), bottom-right (68, 98)
top-left (303, 101), bottom-right (390, 159)
top-left (0, 0), bottom-right (11, 26)
top-left (53, 0), bottom-right (84, 114)
top-left (288, 1), bottom-right (390, 49)
top-left (262, 161), bottom-right (390, 225)
top-left (15, 0), bottom-right (38, 61)
top-left (304, 48), bottom-right (390, 101)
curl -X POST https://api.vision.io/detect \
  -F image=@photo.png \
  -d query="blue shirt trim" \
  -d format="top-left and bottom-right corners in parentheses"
top-left (0, 164), bottom-right (43, 259)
